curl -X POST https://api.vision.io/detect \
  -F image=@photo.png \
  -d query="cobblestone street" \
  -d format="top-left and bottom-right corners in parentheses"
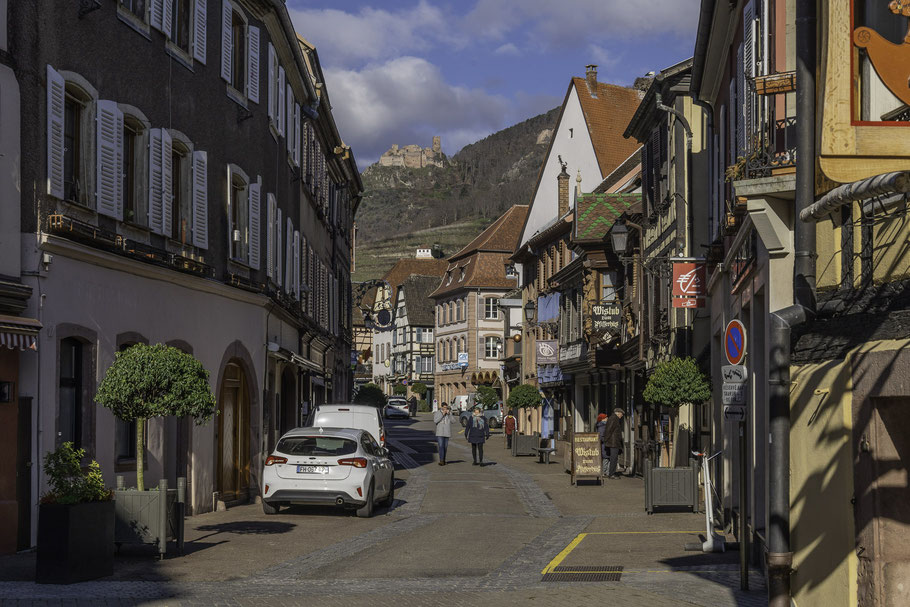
top-left (1, 415), bottom-right (766, 606)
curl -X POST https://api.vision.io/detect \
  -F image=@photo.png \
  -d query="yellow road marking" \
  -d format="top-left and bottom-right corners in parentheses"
top-left (541, 533), bottom-right (588, 574)
top-left (541, 530), bottom-right (704, 575)
top-left (551, 569), bottom-right (720, 574)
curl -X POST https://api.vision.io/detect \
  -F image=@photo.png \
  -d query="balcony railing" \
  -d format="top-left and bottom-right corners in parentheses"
top-left (743, 71), bottom-right (797, 180)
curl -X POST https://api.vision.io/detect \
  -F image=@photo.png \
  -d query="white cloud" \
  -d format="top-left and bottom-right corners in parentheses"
top-left (587, 44), bottom-right (620, 70)
top-left (494, 43), bottom-right (521, 56)
top-left (323, 57), bottom-right (509, 168)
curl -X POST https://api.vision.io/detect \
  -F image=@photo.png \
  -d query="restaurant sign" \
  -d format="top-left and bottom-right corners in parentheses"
top-left (570, 433), bottom-right (603, 484)
top-left (589, 302), bottom-right (621, 333)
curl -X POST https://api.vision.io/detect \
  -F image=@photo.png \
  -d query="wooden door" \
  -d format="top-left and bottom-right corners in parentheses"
top-left (854, 397), bottom-right (910, 607)
top-left (218, 363), bottom-right (249, 502)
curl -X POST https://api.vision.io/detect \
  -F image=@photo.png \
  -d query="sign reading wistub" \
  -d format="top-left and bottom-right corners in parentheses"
top-left (570, 433), bottom-right (603, 485)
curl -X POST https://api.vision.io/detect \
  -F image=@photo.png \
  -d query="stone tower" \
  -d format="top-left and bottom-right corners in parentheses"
top-left (432, 136), bottom-right (441, 153)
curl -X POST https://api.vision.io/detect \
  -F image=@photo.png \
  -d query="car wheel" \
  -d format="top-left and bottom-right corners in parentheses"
top-left (356, 483), bottom-right (374, 518)
top-left (380, 475), bottom-right (395, 508)
top-left (489, 418), bottom-right (500, 429)
top-left (262, 500), bottom-right (280, 515)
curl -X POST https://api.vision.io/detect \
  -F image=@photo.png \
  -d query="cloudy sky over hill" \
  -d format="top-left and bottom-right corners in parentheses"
top-left (288, 0), bottom-right (700, 169)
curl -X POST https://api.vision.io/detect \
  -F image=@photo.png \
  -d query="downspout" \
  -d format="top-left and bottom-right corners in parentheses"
top-left (767, 2), bottom-right (817, 606)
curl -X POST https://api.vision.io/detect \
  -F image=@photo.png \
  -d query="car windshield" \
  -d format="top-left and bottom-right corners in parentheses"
top-left (276, 436), bottom-right (358, 456)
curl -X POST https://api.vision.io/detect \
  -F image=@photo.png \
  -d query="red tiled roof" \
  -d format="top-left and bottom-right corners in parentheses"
top-left (572, 78), bottom-right (644, 179)
top-left (381, 257), bottom-right (449, 302)
top-left (450, 205), bottom-right (529, 262)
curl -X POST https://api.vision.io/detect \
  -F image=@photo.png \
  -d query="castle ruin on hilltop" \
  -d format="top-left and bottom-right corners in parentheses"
top-left (378, 136), bottom-right (444, 168)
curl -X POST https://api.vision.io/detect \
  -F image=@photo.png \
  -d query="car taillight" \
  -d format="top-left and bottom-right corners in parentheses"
top-left (338, 457), bottom-right (368, 468)
top-left (265, 455), bottom-right (287, 466)
top-left (380, 432), bottom-right (385, 444)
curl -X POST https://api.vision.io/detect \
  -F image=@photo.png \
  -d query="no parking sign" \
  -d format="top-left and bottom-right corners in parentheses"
top-left (724, 319), bottom-right (747, 365)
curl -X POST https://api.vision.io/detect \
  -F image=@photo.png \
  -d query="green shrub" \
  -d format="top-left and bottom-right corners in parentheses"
top-left (392, 384), bottom-right (407, 395)
top-left (417, 399), bottom-right (430, 412)
top-left (507, 384), bottom-right (542, 409)
top-left (354, 383), bottom-right (387, 408)
top-left (476, 386), bottom-right (498, 408)
top-left (95, 343), bottom-right (216, 490)
top-left (411, 382), bottom-right (428, 398)
top-left (643, 357), bottom-right (712, 408)
top-left (41, 442), bottom-right (111, 505)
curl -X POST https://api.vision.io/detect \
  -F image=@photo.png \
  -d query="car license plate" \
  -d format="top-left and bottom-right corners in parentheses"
top-left (297, 465), bottom-right (328, 474)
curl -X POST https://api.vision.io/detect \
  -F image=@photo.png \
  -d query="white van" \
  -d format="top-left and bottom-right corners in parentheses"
top-left (450, 394), bottom-right (475, 413)
top-left (307, 404), bottom-right (386, 446)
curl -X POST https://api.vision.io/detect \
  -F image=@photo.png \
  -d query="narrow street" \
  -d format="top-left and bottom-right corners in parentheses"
top-left (1, 415), bottom-right (764, 606)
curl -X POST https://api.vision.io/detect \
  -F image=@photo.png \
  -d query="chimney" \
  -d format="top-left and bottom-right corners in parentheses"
top-left (585, 64), bottom-right (598, 89)
top-left (557, 158), bottom-right (570, 217)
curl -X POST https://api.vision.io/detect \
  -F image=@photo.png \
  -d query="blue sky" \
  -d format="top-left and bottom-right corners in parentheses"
top-left (287, 0), bottom-right (701, 169)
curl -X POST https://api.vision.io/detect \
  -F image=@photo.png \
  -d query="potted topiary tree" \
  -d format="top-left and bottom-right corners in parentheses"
top-left (392, 383), bottom-right (407, 396)
top-left (37, 442), bottom-right (114, 584)
top-left (642, 357), bottom-right (711, 513)
top-left (95, 343), bottom-right (216, 558)
top-left (353, 383), bottom-right (387, 409)
top-left (506, 384), bottom-right (542, 456)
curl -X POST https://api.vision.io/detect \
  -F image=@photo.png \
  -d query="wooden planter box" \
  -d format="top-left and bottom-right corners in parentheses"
top-left (511, 433), bottom-right (539, 456)
top-left (644, 458), bottom-right (699, 514)
top-left (114, 477), bottom-right (186, 559)
top-left (36, 500), bottom-right (115, 584)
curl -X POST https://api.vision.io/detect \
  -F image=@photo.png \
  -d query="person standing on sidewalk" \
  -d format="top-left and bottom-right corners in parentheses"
top-left (603, 408), bottom-right (624, 479)
top-left (465, 406), bottom-right (491, 466)
top-left (595, 412), bottom-right (609, 475)
top-left (434, 403), bottom-right (453, 465)
top-left (503, 409), bottom-right (517, 449)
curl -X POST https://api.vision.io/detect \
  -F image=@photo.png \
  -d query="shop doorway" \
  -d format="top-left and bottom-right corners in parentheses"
top-left (217, 362), bottom-right (250, 502)
top-left (280, 367), bottom-right (296, 435)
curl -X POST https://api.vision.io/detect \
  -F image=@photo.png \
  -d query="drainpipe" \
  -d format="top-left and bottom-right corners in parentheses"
top-left (767, 2), bottom-right (817, 605)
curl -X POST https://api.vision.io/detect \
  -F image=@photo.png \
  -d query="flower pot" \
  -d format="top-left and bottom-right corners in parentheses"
top-left (36, 500), bottom-right (115, 584)
top-left (113, 477), bottom-right (185, 559)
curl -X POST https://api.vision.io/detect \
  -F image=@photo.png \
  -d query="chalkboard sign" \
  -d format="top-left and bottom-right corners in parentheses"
top-left (571, 432), bottom-right (604, 485)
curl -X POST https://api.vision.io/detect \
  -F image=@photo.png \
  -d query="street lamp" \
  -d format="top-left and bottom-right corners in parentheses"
top-left (609, 220), bottom-right (630, 254)
top-left (524, 300), bottom-right (536, 324)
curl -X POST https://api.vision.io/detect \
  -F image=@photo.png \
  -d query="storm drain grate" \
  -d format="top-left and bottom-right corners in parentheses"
top-left (542, 565), bottom-right (623, 582)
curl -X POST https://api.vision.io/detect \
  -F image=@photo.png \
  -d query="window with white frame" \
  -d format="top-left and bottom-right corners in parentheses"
top-left (121, 113), bottom-right (147, 225)
top-left (456, 299), bottom-right (463, 321)
top-left (416, 356), bottom-right (433, 373)
top-left (484, 297), bottom-right (500, 319)
top-left (484, 336), bottom-right (502, 359)
top-left (416, 327), bottom-right (432, 343)
top-left (170, 139), bottom-right (193, 242)
top-left (120, 0), bottom-right (147, 21)
top-left (600, 271), bottom-right (618, 301)
top-left (221, 1), bottom-right (258, 103)
top-left (227, 166), bottom-right (249, 262)
top-left (46, 67), bottom-right (96, 207)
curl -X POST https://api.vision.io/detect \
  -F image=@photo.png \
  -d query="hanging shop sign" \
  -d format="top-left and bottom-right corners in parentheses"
top-left (589, 302), bottom-right (622, 333)
top-left (458, 352), bottom-right (469, 367)
top-left (536, 340), bottom-right (558, 364)
top-left (671, 260), bottom-right (706, 308)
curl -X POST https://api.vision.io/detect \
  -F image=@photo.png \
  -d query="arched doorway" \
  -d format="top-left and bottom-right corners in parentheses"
top-left (280, 367), bottom-right (296, 434)
top-left (217, 362), bottom-right (250, 502)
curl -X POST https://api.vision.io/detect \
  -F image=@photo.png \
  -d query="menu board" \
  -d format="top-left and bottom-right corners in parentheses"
top-left (571, 432), bottom-right (603, 485)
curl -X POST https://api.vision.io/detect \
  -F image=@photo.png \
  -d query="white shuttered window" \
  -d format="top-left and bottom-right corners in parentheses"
top-left (220, 0), bottom-right (232, 82)
top-left (285, 84), bottom-right (292, 149)
top-left (284, 217), bottom-right (292, 292)
top-left (266, 193), bottom-right (275, 278)
top-left (193, 0), bottom-right (207, 64)
top-left (277, 66), bottom-right (285, 135)
top-left (293, 104), bottom-right (301, 165)
top-left (248, 179), bottom-right (261, 269)
top-left (147, 128), bottom-right (173, 236)
top-left (192, 151), bottom-right (209, 248)
top-left (46, 65), bottom-right (66, 199)
top-left (276, 207), bottom-right (283, 287)
top-left (267, 44), bottom-right (277, 124)
top-left (95, 100), bottom-right (123, 220)
top-left (293, 231), bottom-right (300, 300)
top-left (247, 26), bottom-right (260, 103)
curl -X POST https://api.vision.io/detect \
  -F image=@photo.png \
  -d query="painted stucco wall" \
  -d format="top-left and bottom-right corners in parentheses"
top-left (519, 86), bottom-right (603, 250)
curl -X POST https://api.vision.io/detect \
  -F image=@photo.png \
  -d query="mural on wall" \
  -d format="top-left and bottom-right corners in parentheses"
top-left (853, 0), bottom-right (910, 118)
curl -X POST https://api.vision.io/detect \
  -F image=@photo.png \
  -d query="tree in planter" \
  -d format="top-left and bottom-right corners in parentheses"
top-left (475, 385), bottom-right (499, 408)
top-left (392, 383), bottom-right (408, 396)
top-left (95, 344), bottom-right (216, 491)
top-left (507, 384), bottom-right (542, 410)
top-left (642, 357), bottom-right (711, 409)
top-left (353, 383), bottom-right (387, 408)
top-left (411, 382), bottom-right (428, 399)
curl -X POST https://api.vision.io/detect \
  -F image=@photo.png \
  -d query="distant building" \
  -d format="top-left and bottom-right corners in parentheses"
top-left (416, 245), bottom-right (433, 258)
top-left (378, 136), bottom-right (444, 168)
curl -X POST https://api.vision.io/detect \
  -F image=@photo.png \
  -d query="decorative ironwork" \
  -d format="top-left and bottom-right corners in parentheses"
top-left (122, 239), bottom-right (170, 266)
top-left (47, 214), bottom-right (120, 250)
top-left (228, 274), bottom-right (265, 293)
top-left (170, 254), bottom-right (214, 278)
top-left (743, 71), bottom-right (797, 180)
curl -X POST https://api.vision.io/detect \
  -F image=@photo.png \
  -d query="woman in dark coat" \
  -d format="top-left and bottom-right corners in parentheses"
top-left (464, 406), bottom-right (491, 465)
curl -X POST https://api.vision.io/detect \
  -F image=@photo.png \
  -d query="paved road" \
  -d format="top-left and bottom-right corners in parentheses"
top-left (0, 414), bottom-right (767, 606)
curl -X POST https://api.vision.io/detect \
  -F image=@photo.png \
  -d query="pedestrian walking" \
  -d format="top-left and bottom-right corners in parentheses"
top-left (503, 409), bottom-right (517, 449)
top-left (408, 395), bottom-right (418, 417)
top-left (595, 412), bottom-right (609, 475)
top-left (603, 408), bottom-right (624, 478)
top-left (433, 403), bottom-right (453, 465)
top-left (464, 406), bottom-right (490, 465)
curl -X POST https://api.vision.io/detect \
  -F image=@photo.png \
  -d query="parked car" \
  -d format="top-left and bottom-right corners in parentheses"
top-left (460, 403), bottom-right (502, 428)
top-left (306, 404), bottom-right (386, 446)
top-left (261, 427), bottom-right (394, 517)
top-left (386, 397), bottom-right (410, 417)
top-left (383, 404), bottom-right (409, 419)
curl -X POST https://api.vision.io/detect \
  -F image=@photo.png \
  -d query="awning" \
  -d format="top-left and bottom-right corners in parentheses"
top-left (800, 171), bottom-right (910, 222)
top-left (0, 315), bottom-right (42, 351)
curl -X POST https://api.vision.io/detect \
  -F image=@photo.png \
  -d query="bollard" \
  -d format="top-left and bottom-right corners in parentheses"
top-left (158, 479), bottom-right (168, 560)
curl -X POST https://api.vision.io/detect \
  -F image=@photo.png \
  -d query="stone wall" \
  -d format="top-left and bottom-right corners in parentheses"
top-left (378, 137), bottom-right (444, 168)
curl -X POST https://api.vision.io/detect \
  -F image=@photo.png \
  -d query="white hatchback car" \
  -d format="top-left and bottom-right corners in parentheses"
top-left (261, 427), bottom-right (394, 518)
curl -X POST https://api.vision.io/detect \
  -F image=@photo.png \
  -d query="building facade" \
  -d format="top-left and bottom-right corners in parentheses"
top-left (3, 0), bottom-right (360, 549)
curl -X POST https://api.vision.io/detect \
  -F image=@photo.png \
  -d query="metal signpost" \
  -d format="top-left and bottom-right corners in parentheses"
top-left (723, 319), bottom-right (749, 590)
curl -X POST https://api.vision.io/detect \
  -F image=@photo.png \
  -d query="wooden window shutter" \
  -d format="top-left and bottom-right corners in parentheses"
top-left (267, 44), bottom-right (276, 123)
top-left (247, 25), bottom-right (260, 104)
top-left (285, 84), bottom-right (293, 148)
top-left (736, 44), bottom-right (745, 156)
top-left (728, 80), bottom-right (737, 165)
top-left (248, 180), bottom-right (261, 269)
top-left (220, 0), bottom-right (232, 82)
top-left (162, 0), bottom-right (173, 38)
top-left (193, 0), bottom-right (207, 64)
top-left (277, 66), bottom-right (285, 135)
top-left (161, 129), bottom-right (173, 237)
top-left (95, 100), bottom-right (123, 220)
top-left (285, 217), bottom-right (292, 292)
top-left (191, 151), bottom-right (208, 248)
top-left (148, 128), bottom-right (165, 233)
top-left (293, 230), bottom-right (300, 300)
top-left (276, 207), bottom-right (282, 287)
top-left (266, 193), bottom-right (275, 278)
top-left (293, 104), bottom-right (301, 166)
top-left (151, 0), bottom-right (164, 33)
top-left (46, 65), bottom-right (65, 199)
